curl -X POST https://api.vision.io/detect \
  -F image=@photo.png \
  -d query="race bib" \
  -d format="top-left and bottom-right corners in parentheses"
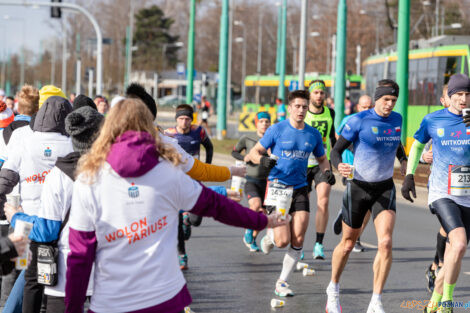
top-left (448, 165), bottom-right (470, 196)
top-left (264, 180), bottom-right (294, 208)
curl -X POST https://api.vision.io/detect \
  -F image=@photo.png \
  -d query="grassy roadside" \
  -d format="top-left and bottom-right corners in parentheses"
top-left (211, 139), bottom-right (238, 155)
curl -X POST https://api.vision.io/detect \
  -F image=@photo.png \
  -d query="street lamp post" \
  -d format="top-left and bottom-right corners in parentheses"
top-left (186, 0), bottom-right (196, 104)
top-left (234, 21), bottom-right (246, 104)
top-left (298, 0), bottom-right (308, 90)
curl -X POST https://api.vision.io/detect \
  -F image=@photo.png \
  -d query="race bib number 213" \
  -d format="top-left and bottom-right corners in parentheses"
top-left (448, 165), bottom-right (470, 196)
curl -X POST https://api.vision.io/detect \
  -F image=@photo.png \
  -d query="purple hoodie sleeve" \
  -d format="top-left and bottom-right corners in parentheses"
top-left (190, 185), bottom-right (268, 230)
top-left (65, 228), bottom-right (97, 313)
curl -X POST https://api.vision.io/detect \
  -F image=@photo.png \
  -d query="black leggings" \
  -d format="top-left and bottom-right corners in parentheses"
top-left (23, 242), bottom-right (44, 313)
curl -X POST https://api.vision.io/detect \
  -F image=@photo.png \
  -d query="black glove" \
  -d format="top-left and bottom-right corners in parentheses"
top-left (321, 170), bottom-right (336, 186)
top-left (463, 110), bottom-right (470, 127)
top-left (260, 156), bottom-right (277, 170)
top-left (401, 174), bottom-right (416, 202)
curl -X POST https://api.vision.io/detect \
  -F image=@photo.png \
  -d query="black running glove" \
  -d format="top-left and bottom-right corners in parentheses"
top-left (463, 110), bottom-right (470, 127)
top-left (401, 174), bottom-right (416, 202)
top-left (260, 156), bottom-right (277, 170)
top-left (322, 170), bottom-right (336, 186)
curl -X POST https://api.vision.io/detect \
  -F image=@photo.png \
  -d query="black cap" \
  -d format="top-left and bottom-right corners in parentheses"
top-left (126, 83), bottom-right (157, 118)
top-left (73, 95), bottom-right (97, 111)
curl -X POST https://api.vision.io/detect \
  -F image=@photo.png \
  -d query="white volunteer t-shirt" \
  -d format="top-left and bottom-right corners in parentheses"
top-left (160, 134), bottom-right (194, 173)
top-left (38, 167), bottom-right (93, 297)
top-left (3, 131), bottom-right (73, 215)
top-left (70, 160), bottom-right (202, 312)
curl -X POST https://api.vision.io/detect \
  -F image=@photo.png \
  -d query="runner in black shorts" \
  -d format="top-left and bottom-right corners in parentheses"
top-left (402, 74), bottom-right (470, 312)
top-left (328, 79), bottom-right (407, 313)
top-left (232, 111), bottom-right (272, 252)
top-left (246, 90), bottom-right (333, 297)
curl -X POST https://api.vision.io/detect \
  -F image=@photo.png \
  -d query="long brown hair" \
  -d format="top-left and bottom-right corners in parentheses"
top-left (77, 98), bottom-right (182, 182)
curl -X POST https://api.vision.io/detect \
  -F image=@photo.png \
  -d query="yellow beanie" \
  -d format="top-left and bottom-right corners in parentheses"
top-left (39, 85), bottom-right (66, 108)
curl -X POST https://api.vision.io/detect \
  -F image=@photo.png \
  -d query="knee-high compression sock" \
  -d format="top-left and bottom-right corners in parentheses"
top-left (442, 282), bottom-right (456, 302)
top-left (316, 232), bottom-right (325, 244)
top-left (436, 232), bottom-right (446, 265)
top-left (279, 246), bottom-right (302, 282)
top-left (427, 291), bottom-right (442, 313)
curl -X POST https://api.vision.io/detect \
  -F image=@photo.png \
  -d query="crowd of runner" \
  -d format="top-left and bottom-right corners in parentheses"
top-left (0, 72), bottom-right (467, 313)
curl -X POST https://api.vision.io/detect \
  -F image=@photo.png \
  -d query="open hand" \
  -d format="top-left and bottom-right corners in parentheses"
top-left (267, 212), bottom-right (288, 229)
top-left (226, 189), bottom-right (241, 202)
top-left (230, 165), bottom-right (246, 178)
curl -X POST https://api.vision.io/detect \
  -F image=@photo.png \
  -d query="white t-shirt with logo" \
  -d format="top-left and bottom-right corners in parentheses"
top-left (3, 131), bottom-right (73, 215)
top-left (70, 160), bottom-right (202, 312)
top-left (38, 167), bottom-right (93, 297)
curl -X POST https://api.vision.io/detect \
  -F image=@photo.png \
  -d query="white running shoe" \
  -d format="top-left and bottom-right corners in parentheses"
top-left (367, 300), bottom-right (386, 313)
top-left (275, 279), bottom-right (294, 297)
top-left (260, 235), bottom-right (274, 255)
top-left (325, 288), bottom-right (342, 313)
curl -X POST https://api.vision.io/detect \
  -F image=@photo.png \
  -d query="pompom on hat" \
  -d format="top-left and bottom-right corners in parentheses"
top-left (65, 106), bottom-right (104, 153)
top-left (0, 101), bottom-right (14, 129)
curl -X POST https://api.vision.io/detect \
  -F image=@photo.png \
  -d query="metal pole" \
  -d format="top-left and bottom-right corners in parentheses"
top-left (255, 10), bottom-right (263, 104)
top-left (5, 54), bottom-right (10, 96)
top-left (20, 49), bottom-right (24, 87)
top-left (326, 22), bottom-right (331, 74)
top-left (435, 0), bottom-right (439, 37)
top-left (298, 0), bottom-right (308, 90)
top-left (278, 0), bottom-right (287, 102)
top-left (216, 0), bottom-right (229, 139)
top-left (88, 68), bottom-right (93, 98)
top-left (396, 0), bottom-right (410, 144)
top-left (186, 0), bottom-right (196, 104)
top-left (0, 1), bottom-right (103, 94)
top-left (375, 16), bottom-right (379, 53)
top-left (76, 33), bottom-right (81, 94)
top-left (61, 19), bottom-right (67, 93)
top-left (226, 0), bottom-right (234, 114)
top-left (124, 26), bottom-right (131, 89)
top-left (126, 0), bottom-right (134, 88)
top-left (241, 28), bottom-right (247, 104)
top-left (334, 0), bottom-right (347, 129)
top-left (276, 3), bottom-right (282, 75)
top-left (153, 72), bottom-right (159, 100)
top-left (76, 59), bottom-right (81, 94)
top-left (356, 44), bottom-right (361, 75)
top-left (51, 40), bottom-right (56, 85)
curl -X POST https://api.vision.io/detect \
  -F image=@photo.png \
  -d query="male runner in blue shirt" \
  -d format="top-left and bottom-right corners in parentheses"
top-left (402, 73), bottom-right (470, 313)
top-left (328, 79), bottom-right (407, 313)
top-left (245, 90), bottom-right (334, 297)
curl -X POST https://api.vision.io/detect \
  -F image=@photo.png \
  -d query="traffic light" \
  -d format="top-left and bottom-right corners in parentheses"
top-left (51, 0), bottom-right (62, 19)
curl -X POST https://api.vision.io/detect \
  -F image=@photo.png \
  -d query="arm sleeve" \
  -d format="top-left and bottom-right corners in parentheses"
top-left (396, 143), bottom-right (407, 163)
top-left (406, 140), bottom-right (426, 175)
top-left (186, 159), bottom-right (231, 182)
top-left (189, 185), bottom-right (268, 230)
top-left (201, 136), bottom-right (213, 164)
top-left (10, 213), bottom-right (61, 242)
top-left (231, 136), bottom-right (246, 161)
top-left (65, 229), bottom-right (96, 313)
top-left (330, 136), bottom-right (353, 170)
top-left (329, 109), bottom-right (337, 147)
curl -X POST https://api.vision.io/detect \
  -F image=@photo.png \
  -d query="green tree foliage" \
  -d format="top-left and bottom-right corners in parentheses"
top-left (133, 5), bottom-right (180, 71)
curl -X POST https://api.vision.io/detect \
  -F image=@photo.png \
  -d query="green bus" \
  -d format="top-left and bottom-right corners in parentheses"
top-left (243, 73), bottom-right (363, 112)
top-left (364, 36), bottom-right (470, 150)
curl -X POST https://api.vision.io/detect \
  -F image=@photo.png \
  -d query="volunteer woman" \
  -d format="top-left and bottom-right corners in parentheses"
top-left (64, 99), bottom-right (283, 313)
